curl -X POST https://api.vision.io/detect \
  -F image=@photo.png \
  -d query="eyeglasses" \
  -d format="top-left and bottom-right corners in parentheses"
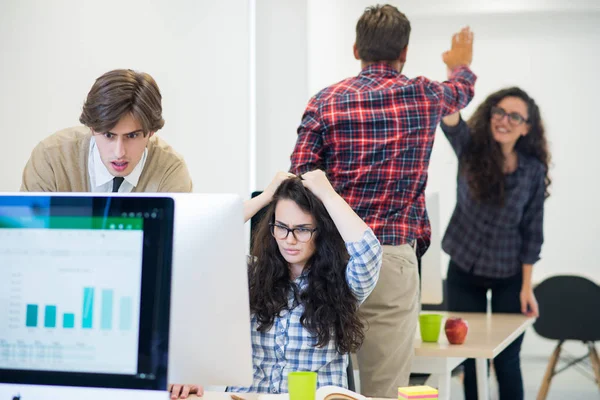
top-left (491, 106), bottom-right (529, 126)
top-left (269, 223), bottom-right (317, 243)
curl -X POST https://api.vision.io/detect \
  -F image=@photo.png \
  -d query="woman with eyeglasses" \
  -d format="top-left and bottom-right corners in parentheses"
top-left (440, 87), bottom-right (551, 400)
top-left (168, 170), bottom-right (382, 399)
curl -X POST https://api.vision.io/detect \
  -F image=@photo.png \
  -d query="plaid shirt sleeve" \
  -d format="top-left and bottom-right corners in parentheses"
top-left (427, 66), bottom-right (476, 117)
top-left (290, 96), bottom-right (323, 176)
top-left (344, 228), bottom-right (382, 303)
top-left (519, 165), bottom-right (546, 264)
top-left (440, 115), bottom-right (470, 157)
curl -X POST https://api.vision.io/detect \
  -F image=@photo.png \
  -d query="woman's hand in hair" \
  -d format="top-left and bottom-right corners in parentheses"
top-left (243, 171), bottom-right (294, 222)
top-left (168, 383), bottom-right (203, 399)
top-left (264, 171), bottom-right (295, 200)
top-left (300, 170), bottom-right (337, 203)
top-left (302, 170), bottom-right (369, 242)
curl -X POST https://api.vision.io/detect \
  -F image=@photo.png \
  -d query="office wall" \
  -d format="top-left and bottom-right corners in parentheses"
top-left (2, 0), bottom-right (599, 284)
top-left (0, 0), bottom-right (250, 197)
top-left (255, 0), bottom-right (308, 192)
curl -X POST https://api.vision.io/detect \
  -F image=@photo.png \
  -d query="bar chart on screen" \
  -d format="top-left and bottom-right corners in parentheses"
top-left (20, 287), bottom-right (135, 331)
top-left (0, 227), bottom-right (144, 374)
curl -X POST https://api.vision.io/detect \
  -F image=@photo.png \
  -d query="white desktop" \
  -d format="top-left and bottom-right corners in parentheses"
top-left (166, 193), bottom-right (253, 387)
top-left (0, 193), bottom-right (253, 398)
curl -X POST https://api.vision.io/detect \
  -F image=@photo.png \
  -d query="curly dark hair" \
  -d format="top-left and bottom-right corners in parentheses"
top-left (462, 87), bottom-right (551, 206)
top-left (248, 178), bottom-right (364, 354)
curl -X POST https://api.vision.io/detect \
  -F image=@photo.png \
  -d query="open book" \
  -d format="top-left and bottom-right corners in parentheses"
top-left (257, 385), bottom-right (367, 400)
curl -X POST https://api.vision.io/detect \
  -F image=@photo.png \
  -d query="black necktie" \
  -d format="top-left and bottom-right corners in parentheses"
top-left (112, 177), bottom-right (125, 193)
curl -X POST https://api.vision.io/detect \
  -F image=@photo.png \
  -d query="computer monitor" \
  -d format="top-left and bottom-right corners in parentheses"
top-left (0, 194), bottom-right (175, 400)
top-left (165, 193), bottom-right (253, 387)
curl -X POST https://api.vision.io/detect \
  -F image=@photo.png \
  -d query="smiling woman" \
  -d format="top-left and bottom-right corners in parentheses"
top-left (457, 87), bottom-right (550, 206)
top-left (439, 87), bottom-right (551, 400)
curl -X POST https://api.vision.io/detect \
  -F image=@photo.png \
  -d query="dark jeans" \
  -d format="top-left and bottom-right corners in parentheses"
top-left (447, 260), bottom-right (525, 400)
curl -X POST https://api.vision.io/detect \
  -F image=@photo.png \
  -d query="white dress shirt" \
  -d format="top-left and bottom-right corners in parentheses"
top-left (88, 137), bottom-right (147, 193)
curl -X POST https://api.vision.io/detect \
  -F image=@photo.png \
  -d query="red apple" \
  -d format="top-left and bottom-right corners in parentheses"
top-left (445, 317), bottom-right (468, 344)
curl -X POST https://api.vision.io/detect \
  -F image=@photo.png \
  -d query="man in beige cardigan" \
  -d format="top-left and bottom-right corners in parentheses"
top-left (21, 69), bottom-right (192, 193)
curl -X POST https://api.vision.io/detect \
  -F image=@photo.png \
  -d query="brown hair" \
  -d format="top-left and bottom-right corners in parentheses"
top-left (355, 4), bottom-right (411, 62)
top-left (79, 69), bottom-right (165, 135)
top-left (462, 87), bottom-right (551, 206)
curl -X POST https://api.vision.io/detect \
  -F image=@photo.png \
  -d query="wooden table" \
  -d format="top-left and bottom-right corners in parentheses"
top-left (412, 312), bottom-right (535, 399)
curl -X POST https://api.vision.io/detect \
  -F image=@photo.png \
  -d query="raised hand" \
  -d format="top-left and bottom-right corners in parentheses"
top-left (442, 26), bottom-right (474, 72)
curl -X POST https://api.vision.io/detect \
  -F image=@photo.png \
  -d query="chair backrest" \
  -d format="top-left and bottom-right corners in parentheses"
top-left (533, 275), bottom-right (600, 342)
top-left (346, 354), bottom-right (356, 392)
top-left (250, 190), bottom-right (269, 250)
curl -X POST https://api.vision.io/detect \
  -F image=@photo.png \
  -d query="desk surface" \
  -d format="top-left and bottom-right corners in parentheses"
top-left (190, 393), bottom-right (392, 400)
top-left (184, 312), bottom-right (532, 399)
top-left (414, 312), bottom-right (535, 359)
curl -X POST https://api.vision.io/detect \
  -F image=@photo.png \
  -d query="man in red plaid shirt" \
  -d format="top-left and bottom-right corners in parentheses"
top-left (290, 5), bottom-right (476, 398)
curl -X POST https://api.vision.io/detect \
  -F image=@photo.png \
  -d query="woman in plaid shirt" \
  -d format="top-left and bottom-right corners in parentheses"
top-left (169, 170), bottom-right (382, 398)
top-left (440, 87), bottom-right (551, 400)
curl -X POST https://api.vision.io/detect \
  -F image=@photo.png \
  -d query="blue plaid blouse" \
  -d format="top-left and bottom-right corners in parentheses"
top-left (441, 118), bottom-right (546, 278)
top-left (228, 228), bottom-right (382, 394)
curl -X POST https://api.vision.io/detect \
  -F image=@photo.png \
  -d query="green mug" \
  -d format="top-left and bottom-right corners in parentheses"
top-left (288, 371), bottom-right (317, 400)
top-left (419, 313), bottom-right (444, 342)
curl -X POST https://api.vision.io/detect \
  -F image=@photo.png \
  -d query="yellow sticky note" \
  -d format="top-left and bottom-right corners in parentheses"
top-left (398, 385), bottom-right (438, 399)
